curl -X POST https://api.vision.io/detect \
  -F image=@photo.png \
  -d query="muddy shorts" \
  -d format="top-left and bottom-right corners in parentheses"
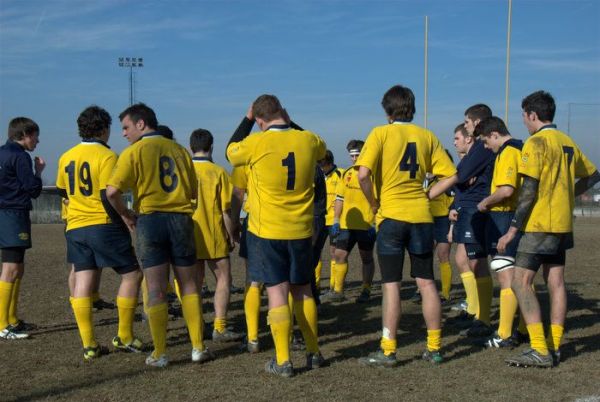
top-left (515, 232), bottom-right (573, 271)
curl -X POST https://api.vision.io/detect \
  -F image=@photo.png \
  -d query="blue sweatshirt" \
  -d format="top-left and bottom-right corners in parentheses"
top-left (453, 140), bottom-right (495, 208)
top-left (0, 140), bottom-right (42, 210)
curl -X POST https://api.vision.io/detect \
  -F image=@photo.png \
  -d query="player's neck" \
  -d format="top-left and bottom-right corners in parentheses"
top-left (193, 151), bottom-right (211, 158)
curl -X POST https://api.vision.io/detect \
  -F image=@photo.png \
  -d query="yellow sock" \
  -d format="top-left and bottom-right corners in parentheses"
top-left (116, 296), bottom-right (137, 344)
top-left (71, 297), bottom-right (96, 348)
top-left (173, 279), bottom-right (182, 303)
top-left (498, 288), bottom-right (518, 339)
top-left (268, 305), bottom-right (291, 365)
top-left (315, 260), bottom-right (322, 289)
top-left (69, 296), bottom-right (74, 306)
top-left (146, 303), bottom-right (168, 358)
top-left (293, 298), bottom-right (319, 353)
top-left (333, 262), bottom-right (348, 293)
top-left (427, 329), bottom-right (442, 352)
top-left (8, 278), bottom-right (21, 325)
top-left (214, 317), bottom-right (226, 333)
top-left (0, 281), bottom-right (15, 330)
top-left (460, 271), bottom-right (478, 316)
top-left (475, 276), bottom-right (493, 325)
top-left (546, 324), bottom-right (564, 352)
top-left (380, 336), bottom-right (396, 356)
top-left (329, 261), bottom-right (336, 290)
top-left (439, 261), bottom-right (452, 299)
top-left (141, 278), bottom-right (148, 313)
top-left (92, 292), bottom-right (100, 303)
top-left (244, 285), bottom-right (261, 342)
top-left (181, 293), bottom-right (204, 350)
top-left (527, 322), bottom-right (549, 355)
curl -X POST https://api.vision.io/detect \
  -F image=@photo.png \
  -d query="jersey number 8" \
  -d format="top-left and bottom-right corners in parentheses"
top-left (159, 156), bottom-right (179, 193)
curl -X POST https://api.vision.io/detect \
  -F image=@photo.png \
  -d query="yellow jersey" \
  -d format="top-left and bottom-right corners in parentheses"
top-left (357, 122), bottom-right (457, 223)
top-left (335, 166), bottom-right (374, 230)
top-left (56, 140), bottom-right (115, 231)
top-left (429, 186), bottom-right (454, 217)
top-left (490, 139), bottom-right (523, 212)
top-left (192, 157), bottom-right (231, 259)
top-left (231, 165), bottom-right (251, 214)
top-left (227, 126), bottom-right (326, 239)
top-left (324, 166), bottom-right (344, 226)
top-left (520, 125), bottom-right (596, 233)
top-left (108, 134), bottom-right (196, 214)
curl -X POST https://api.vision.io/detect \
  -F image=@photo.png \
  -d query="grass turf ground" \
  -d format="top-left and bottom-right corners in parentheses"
top-left (1, 219), bottom-right (599, 401)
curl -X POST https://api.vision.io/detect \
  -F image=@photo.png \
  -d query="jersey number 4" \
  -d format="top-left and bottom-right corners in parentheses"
top-left (399, 142), bottom-right (419, 178)
top-left (159, 156), bottom-right (179, 193)
top-left (281, 152), bottom-right (296, 190)
top-left (65, 161), bottom-right (93, 196)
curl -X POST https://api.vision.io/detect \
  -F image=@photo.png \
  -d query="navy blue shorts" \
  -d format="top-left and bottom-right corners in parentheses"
top-left (453, 207), bottom-right (487, 259)
top-left (0, 209), bottom-right (32, 249)
top-left (135, 212), bottom-right (196, 268)
top-left (486, 211), bottom-right (520, 257)
top-left (433, 216), bottom-right (450, 244)
top-left (239, 216), bottom-right (248, 259)
top-left (335, 228), bottom-right (375, 252)
top-left (246, 231), bottom-right (312, 286)
top-left (376, 218), bottom-right (434, 281)
top-left (66, 223), bottom-right (138, 274)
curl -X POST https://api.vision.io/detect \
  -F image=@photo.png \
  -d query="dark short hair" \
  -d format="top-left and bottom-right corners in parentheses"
top-left (8, 117), bottom-right (39, 141)
top-left (454, 122), bottom-right (469, 137)
top-left (464, 104), bottom-right (492, 122)
top-left (156, 125), bottom-right (174, 140)
top-left (521, 90), bottom-right (555, 122)
top-left (475, 116), bottom-right (510, 137)
top-left (118, 103), bottom-right (158, 130)
top-left (381, 85), bottom-right (415, 122)
top-left (346, 139), bottom-right (364, 152)
top-left (190, 129), bottom-right (213, 153)
top-left (252, 94), bottom-right (284, 122)
top-left (322, 149), bottom-right (334, 165)
top-left (77, 106), bottom-right (112, 139)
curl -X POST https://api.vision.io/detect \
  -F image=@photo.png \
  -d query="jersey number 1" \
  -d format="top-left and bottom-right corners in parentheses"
top-left (281, 152), bottom-right (296, 190)
top-left (399, 142), bottom-right (419, 178)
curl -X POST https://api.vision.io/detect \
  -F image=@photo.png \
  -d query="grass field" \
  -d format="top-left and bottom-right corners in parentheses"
top-left (1, 219), bottom-right (599, 401)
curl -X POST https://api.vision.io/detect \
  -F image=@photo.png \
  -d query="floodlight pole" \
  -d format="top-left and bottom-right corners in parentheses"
top-left (505, 0), bottom-right (512, 125)
top-left (424, 15), bottom-right (429, 130)
top-left (118, 57), bottom-right (144, 106)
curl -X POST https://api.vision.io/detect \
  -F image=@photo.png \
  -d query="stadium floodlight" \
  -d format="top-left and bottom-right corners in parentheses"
top-left (118, 57), bottom-right (144, 106)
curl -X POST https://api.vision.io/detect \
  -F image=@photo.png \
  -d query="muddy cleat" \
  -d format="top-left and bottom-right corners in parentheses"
top-left (440, 297), bottom-right (452, 307)
top-left (509, 330), bottom-right (529, 346)
top-left (291, 334), bottom-right (306, 351)
top-left (0, 327), bottom-right (29, 340)
top-left (145, 353), bottom-right (169, 368)
top-left (8, 320), bottom-right (37, 332)
top-left (482, 332), bottom-right (514, 348)
top-left (410, 291), bottom-right (422, 303)
top-left (358, 350), bottom-right (398, 368)
top-left (356, 288), bottom-right (371, 303)
top-left (505, 348), bottom-right (553, 368)
top-left (168, 305), bottom-right (182, 319)
top-left (306, 352), bottom-right (325, 369)
top-left (230, 284), bottom-right (244, 294)
top-left (265, 358), bottom-right (294, 378)
top-left (422, 350), bottom-right (444, 364)
top-left (112, 336), bottom-right (144, 353)
top-left (450, 299), bottom-right (468, 312)
top-left (83, 345), bottom-right (108, 361)
top-left (192, 347), bottom-right (215, 363)
top-left (461, 320), bottom-right (494, 337)
top-left (212, 328), bottom-right (244, 343)
top-left (326, 291), bottom-right (345, 303)
top-left (550, 349), bottom-right (561, 366)
top-left (92, 298), bottom-right (115, 311)
top-left (246, 339), bottom-right (260, 354)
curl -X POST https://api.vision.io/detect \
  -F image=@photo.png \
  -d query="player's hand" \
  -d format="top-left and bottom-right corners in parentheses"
top-left (477, 200), bottom-right (488, 213)
top-left (448, 209), bottom-right (458, 222)
top-left (34, 156), bottom-right (46, 175)
top-left (246, 104), bottom-right (254, 121)
top-left (370, 201), bottom-right (380, 216)
top-left (121, 211), bottom-right (137, 233)
top-left (330, 223), bottom-right (340, 238)
top-left (497, 230), bottom-right (516, 254)
top-left (468, 176), bottom-right (477, 186)
top-left (231, 221), bottom-right (241, 243)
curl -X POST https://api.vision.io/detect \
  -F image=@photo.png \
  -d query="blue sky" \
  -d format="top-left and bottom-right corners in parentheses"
top-left (1, 0), bottom-right (599, 184)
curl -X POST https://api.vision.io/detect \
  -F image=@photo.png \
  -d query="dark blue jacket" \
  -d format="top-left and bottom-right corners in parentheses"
top-left (0, 140), bottom-right (42, 210)
top-left (453, 140), bottom-right (495, 208)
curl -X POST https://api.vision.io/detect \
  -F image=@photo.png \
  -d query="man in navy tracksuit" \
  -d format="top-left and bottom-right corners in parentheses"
top-left (0, 117), bottom-right (45, 339)
top-left (447, 105), bottom-right (496, 337)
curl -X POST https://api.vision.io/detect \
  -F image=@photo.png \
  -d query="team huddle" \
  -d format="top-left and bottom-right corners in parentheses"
top-left (0, 86), bottom-right (598, 377)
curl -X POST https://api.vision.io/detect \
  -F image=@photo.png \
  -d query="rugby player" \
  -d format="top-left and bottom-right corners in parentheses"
top-left (499, 91), bottom-right (599, 367)
top-left (56, 106), bottom-right (143, 360)
top-left (356, 85), bottom-right (457, 366)
top-left (227, 94), bottom-right (326, 377)
top-left (0, 117), bottom-right (45, 339)
top-left (106, 103), bottom-right (210, 368)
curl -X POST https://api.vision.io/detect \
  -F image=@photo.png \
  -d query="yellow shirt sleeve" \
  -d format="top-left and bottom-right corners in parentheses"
top-left (494, 146), bottom-right (520, 188)
top-left (107, 148), bottom-right (135, 192)
top-left (520, 136), bottom-right (545, 180)
top-left (99, 153), bottom-right (117, 190)
top-left (227, 133), bottom-right (258, 167)
top-left (56, 155), bottom-right (66, 191)
top-left (356, 128), bottom-right (382, 175)
top-left (430, 141), bottom-right (457, 179)
top-left (231, 166), bottom-right (247, 189)
top-left (220, 170), bottom-right (232, 212)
